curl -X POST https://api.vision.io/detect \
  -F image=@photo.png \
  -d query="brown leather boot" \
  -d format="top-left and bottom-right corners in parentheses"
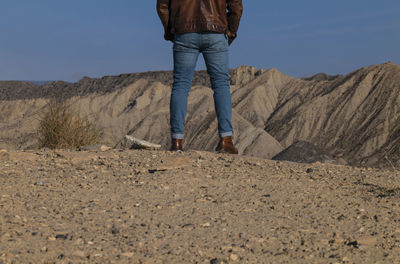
top-left (215, 136), bottom-right (238, 154)
top-left (170, 138), bottom-right (183, 151)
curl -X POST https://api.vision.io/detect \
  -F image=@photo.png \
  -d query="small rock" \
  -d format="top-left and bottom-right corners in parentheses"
top-left (342, 256), bottom-right (350, 262)
top-left (201, 222), bottom-right (211, 227)
top-left (72, 250), bottom-right (85, 258)
top-left (55, 234), bottom-right (68, 240)
top-left (100, 145), bottom-right (112, 151)
top-left (357, 236), bottom-right (377, 246)
top-left (346, 240), bottom-right (359, 248)
top-left (111, 227), bottom-right (120, 234)
top-left (230, 254), bottom-right (239, 261)
top-left (121, 252), bottom-right (134, 258)
top-left (34, 181), bottom-right (48, 186)
top-left (0, 149), bottom-right (9, 159)
top-left (80, 144), bottom-right (111, 152)
top-left (122, 135), bottom-right (161, 150)
top-left (306, 168), bottom-right (313, 173)
top-left (210, 258), bottom-right (226, 264)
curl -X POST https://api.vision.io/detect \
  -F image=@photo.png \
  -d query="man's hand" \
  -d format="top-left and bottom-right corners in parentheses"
top-left (164, 32), bottom-right (174, 42)
top-left (227, 30), bottom-right (237, 45)
top-left (157, 0), bottom-right (172, 41)
top-left (226, 0), bottom-right (243, 45)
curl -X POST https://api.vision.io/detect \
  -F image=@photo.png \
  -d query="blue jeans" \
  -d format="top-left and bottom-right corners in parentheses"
top-left (171, 32), bottom-right (233, 140)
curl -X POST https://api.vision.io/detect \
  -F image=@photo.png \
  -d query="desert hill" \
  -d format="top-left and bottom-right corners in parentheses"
top-left (0, 62), bottom-right (399, 168)
top-left (265, 62), bottom-right (400, 167)
top-left (302, 73), bottom-right (343, 82)
top-left (0, 81), bottom-right (40, 101)
top-left (0, 71), bottom-right (214, 101)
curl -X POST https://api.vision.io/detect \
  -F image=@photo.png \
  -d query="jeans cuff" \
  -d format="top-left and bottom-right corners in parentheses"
top-left (172, 133), bottom-right (184, 139)
top-left (220, 131), bottom-right (233, 138)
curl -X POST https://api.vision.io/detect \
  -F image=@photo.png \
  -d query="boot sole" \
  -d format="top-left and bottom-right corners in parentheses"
top-left (216, 149), bottom-right (238, 155)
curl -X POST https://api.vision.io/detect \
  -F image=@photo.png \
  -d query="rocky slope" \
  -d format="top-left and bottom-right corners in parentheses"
top-left (0, 62), bottom-right (399, 167)
top-left (272, 141), bottom-right (344, 165)
top-left (265, 62), bottom-right (400, 167)
top-left (0, 148), bottom-right (399, 263)
top-left (0, 81), bottom-right (40, 101)
top-left (0, 67), bottom-right (264, 101)
top-left (0, 71), bottom-right (213, 101)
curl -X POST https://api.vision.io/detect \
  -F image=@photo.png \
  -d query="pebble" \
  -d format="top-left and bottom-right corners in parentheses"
top-left (80, 144), bottom-right (111, 152)
top-left (121, 252), bottom-right (134, 258)
top-left (111, 227), bottom-right (120, 234)
top-left (357, 236), bottom-right (377, 246)
top-left (55, 234), bottom-right (68, 240)
top-left (342, 256), bottom-right (350, 262)
top-left (34, 181), bottom-right (48, 186)
top-left (100, 145), bottom-right (112, 152)
top-left (210, 258), bottom-right (226, 264)
top-left (72, 250), bottom-right (86, 258)
top-left (230, 254), bottom-right (239, 261)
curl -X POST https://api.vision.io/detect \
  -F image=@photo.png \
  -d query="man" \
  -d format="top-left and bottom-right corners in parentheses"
top-left (157, 0), bottom-right (243, 154)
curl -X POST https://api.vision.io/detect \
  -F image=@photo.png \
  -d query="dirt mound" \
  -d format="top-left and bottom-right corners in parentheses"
top-left (272, 141), bottom-right (346, 165)
top-left (1, 148), bottom-right (399, 263)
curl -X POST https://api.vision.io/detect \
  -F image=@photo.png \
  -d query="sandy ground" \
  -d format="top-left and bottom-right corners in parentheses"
top-left (0, 148), bottom-right (399, 263)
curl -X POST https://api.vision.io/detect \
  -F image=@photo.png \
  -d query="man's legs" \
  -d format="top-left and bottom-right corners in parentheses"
top-left (171, 33), bottom-right (200, 140)
top-left (202, 33), bottom-right (234, 138)
top-left (171, 32), bottom-right (237, 154)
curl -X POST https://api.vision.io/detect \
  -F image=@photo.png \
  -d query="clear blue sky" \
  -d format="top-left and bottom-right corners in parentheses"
top-left (1, 0), bottom-right (399, 82)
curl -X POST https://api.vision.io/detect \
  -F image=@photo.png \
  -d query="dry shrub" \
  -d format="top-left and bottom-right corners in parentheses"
top-left (37, 99), bottom-right (102, 149)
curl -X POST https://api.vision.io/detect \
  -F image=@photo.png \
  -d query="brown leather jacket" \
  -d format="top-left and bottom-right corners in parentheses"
top-left (157, 0), bottom-right (243, 44)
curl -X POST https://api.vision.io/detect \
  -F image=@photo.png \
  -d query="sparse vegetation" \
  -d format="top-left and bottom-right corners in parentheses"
top-left (37, 99), bottom-right (102, 149)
